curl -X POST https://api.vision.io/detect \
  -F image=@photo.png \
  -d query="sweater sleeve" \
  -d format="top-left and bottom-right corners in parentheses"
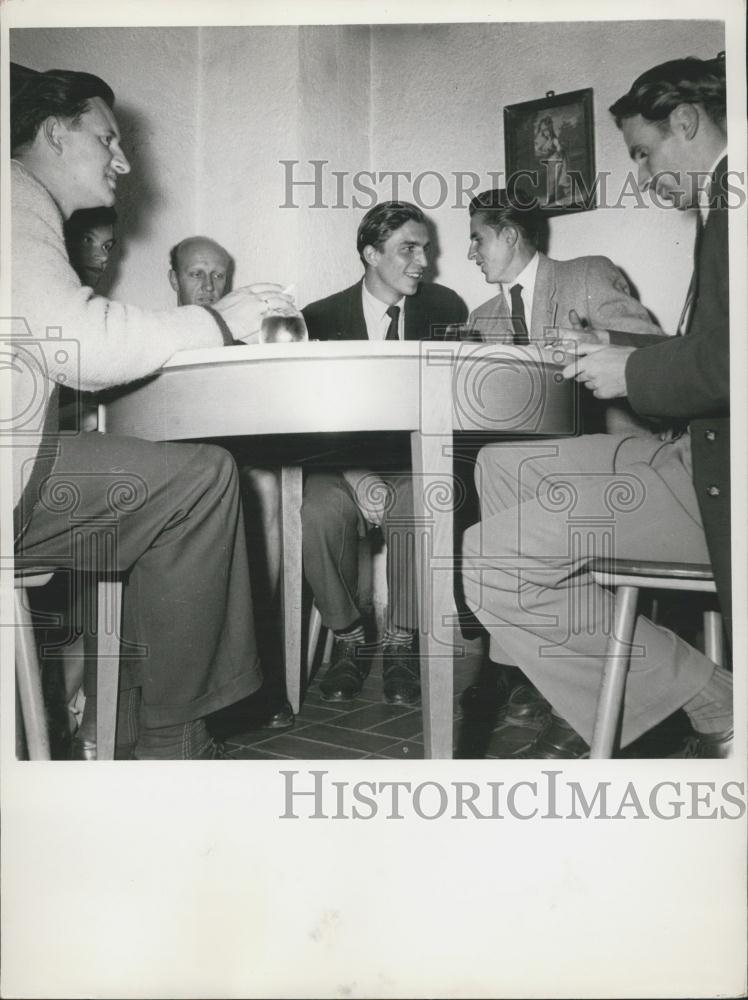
top-left (12, 166), bottom-right (224, 392)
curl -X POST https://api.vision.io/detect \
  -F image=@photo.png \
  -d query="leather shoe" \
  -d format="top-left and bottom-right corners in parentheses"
top-left (459, 663), bottom-right (522, 716)
top-left (70, 736), bottom-right (97, 761)
top-left (502, 682), bottom-right (552, 726)
top-left (319, 637), bottom-right (370, 702)
top-left (382, 642), bottom-right (420, 705)
top-left (683, 728), bottom-right (733, 758)
top-left (514, 713), bottom-right (589, 759)
top-left (261, 700), bottom-right (294, 730)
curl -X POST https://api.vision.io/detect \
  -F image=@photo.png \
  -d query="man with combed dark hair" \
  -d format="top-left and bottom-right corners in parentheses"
top-left (461, 54), bottom-right (733, 759)
top-left (467, 188), bottom-right (660, 346)
top-left (461, 187), bottom-right (664, 729)
top-left (301, 201), bottom-right (467, 705)
top-left (9, 66), bottom-right (293, 759)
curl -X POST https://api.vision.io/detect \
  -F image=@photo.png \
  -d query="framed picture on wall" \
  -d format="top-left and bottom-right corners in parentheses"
top-left (504, 88), bottom-right (596, 215)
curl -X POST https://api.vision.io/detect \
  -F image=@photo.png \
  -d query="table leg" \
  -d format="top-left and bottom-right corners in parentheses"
top-left (410, 429), bottom-right (455, 759)
top-left (280, 465), bottom-right (304, 715)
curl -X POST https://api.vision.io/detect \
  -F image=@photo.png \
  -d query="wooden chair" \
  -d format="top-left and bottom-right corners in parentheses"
top-left (14, 571), bottom-right (122, 761)
top-left (588, 559), bottom-right (723, 758)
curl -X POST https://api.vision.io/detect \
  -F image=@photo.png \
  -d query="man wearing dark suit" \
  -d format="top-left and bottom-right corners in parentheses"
top-left (462, 55), bottom-right (732, 758)
top-left (301, 201), bottom-right (467, 704)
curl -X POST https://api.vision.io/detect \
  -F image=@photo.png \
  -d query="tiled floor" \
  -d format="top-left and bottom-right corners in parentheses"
top-left (222, 634), bottom-right (694, 760)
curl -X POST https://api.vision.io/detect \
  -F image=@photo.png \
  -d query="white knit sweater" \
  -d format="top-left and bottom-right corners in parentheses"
top-left (10, 159), bottom-right (224, 509)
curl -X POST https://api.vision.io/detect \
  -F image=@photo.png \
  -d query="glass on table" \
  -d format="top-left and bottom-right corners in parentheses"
top-left (260, 309), bottom-right (308, 343)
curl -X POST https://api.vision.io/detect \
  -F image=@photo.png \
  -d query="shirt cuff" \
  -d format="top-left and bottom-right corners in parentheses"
top-left (202, 305), bottom-right (237, 345)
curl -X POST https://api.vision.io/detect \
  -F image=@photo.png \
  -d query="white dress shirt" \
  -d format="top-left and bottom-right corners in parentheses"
top-left (361, 280), bottom-right (406, 340)
top-left (501, 251), bottom-right (540, 331)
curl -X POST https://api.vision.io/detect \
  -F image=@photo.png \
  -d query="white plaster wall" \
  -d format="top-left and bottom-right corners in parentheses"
top-left (198, 25), bottom-right (372, 308)
top-left (370, 20), bottom-right (725, 328)
top-left (11, 27), bottom-right (203, 309)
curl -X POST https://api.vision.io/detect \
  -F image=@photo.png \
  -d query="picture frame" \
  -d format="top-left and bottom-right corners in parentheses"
top-left (503, 87), bottom-right (596, 215)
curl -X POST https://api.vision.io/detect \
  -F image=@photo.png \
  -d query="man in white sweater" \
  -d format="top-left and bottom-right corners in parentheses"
top-left (9, 67), bottom-right (290, 759)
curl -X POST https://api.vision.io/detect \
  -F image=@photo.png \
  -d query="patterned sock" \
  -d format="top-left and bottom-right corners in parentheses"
top-left (133, 718), bottom-right (214, 760)
top-left (682, 666), bottom-right (733, 734)
top-left (383, 626), bottom-right (415, 647)
top-left (334, 620), bottom-right (366, 644)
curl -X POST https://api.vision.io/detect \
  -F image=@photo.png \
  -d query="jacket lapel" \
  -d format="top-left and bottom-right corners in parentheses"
top-left (404, 289), bottom-right (427, 340)
top-left (530, 253), bottom-right (557, 340)
top-left (339, 279), bottom-right (368, 340)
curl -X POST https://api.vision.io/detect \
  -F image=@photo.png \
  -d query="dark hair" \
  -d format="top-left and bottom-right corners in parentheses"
top-left (356, 201), bottom-right (426, 265)
top-left (468, 188), bottom-right (546, 250)
top-left (11, 66), bottom-right (115, 154)
top-left (64, 206), bottom-right (117, 245)
top-left (609, 54), bottom-right (726, 129)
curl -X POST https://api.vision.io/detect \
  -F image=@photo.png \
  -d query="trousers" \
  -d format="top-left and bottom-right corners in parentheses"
top-left (462, 432), bottom-right (715, 746)
top-left (301, 471), bottom-right (417, 632)
top-left (15, 431), bottom-right (262, 727)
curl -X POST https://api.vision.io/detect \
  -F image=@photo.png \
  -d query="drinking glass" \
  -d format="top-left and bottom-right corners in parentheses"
top-left (260, 309), bottom-right (308, 343)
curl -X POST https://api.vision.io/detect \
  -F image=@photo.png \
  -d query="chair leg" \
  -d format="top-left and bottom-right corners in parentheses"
top-left (590, 585), bottom-right (639, 759)
top-left (322, 627), bottom-right (334, 665)
top-left (14, 589), bottom-right (51, 761)
top-left (281, 465), bottom-right (304, 715)
top-left (95, 580), bottom-right (122, 761)
top-left (703, 610), bottom-right (724, 668)
top-left (307, 602), bottom-right (322, 675)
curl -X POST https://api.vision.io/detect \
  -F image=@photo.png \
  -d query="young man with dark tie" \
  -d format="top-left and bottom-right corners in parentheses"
top-left (462, 55), bottom-right (732, 758)
top-left (301, 201), bottom-right (467, 705)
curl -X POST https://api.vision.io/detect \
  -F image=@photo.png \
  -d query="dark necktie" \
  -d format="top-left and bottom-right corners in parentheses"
top-left (509, 284), bottom-right (529, 345)
top-left (676, 213), bottom-right (705, 337)
top-left (385, 304), bottom-right (400, 341)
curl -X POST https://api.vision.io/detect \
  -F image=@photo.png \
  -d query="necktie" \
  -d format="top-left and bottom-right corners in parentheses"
top-left (509, 284), bottom-right (529, 345)
top-left (385, 304), bottom-right (400, 341)
top-left (676, 213), bottom-right (704, 337)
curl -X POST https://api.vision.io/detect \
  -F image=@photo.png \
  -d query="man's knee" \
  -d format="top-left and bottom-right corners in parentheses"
top-left (195, 443), bottom-right (239, 492)
top-left (461, 522), bottom-right (481, 609)
top-left (301, 474), bottom-right (358, 533)
top-left (241, 466), bottom-right (280, 508)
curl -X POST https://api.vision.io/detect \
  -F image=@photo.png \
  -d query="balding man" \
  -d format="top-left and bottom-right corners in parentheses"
top-left (168, 236), bottom-right (232, 307)
top-left (166, 235), bottom-right (294, 733)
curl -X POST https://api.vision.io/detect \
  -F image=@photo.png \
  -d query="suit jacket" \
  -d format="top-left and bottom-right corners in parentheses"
top-left (301, 278), bottom-right (467, 467)
top-left (302, 278), bottom-right (468, 342)
top-left (468, 253), bottom-right (662, 343)
top-left (610, 157), bottom-right (731, 632)
top-left (470, 253), bottom-right (663, 434)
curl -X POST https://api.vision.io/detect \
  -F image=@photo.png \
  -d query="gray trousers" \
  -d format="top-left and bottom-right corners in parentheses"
top-left (301, 471), bottom-right (417, 632)
top-left (16, 432), bottom-right (262, 727)
top-left (462, 432), bottom-right (715, 746)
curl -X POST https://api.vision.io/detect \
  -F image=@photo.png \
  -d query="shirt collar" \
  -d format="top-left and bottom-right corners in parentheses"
top-left (361, 278), bottom-right (405, 319)
top-left (502, 251), bottom-right (539, 301)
